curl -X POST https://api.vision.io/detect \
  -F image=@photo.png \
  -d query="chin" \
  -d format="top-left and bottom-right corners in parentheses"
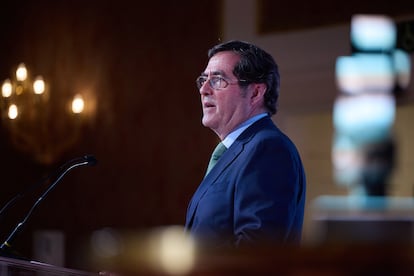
top-left (201, 120), bottom-right (209, 128)
top-left (201, 117), bottom-right (214, 129)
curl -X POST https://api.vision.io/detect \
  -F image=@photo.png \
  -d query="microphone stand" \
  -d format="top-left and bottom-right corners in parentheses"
top-left (0, 155), bottom-right (95, 221)
top-left (0, 155), bottom-right (97, 259)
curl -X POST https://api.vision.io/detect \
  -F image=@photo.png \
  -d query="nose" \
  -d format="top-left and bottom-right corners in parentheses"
top-left (199, 81), bottom-right (212, 95)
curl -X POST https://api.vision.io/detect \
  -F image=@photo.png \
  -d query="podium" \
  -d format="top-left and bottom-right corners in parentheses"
top-left (0, 256), bottom-right (97, 276)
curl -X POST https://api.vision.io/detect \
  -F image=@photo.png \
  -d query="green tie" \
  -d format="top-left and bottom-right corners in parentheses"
top-left (205, 142), bottom-right (227, 176)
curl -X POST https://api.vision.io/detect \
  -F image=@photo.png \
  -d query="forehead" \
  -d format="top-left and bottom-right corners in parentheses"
top-left (203, 51), bottom-right (240, 76)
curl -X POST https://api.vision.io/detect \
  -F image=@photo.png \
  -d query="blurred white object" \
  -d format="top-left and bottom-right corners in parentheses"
top-left (351, 14), bottom-right (396, 52)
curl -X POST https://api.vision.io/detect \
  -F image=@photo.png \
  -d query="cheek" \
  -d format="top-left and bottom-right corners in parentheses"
top-left (219, 95), bottom-right (248, 116)
top-left (216, 95), bottom-right (235, 113)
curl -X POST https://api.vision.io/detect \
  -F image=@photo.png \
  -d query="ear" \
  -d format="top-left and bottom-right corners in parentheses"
top-left (250, 83), bottom-right (267, 105)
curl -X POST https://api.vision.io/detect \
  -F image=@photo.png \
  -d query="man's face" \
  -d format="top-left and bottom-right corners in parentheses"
top-left (198, 51), bottom-right (253, 139)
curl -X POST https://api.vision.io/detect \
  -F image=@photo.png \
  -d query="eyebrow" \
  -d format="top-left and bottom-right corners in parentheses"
top-left (200, 70), bottom-right (227, 77)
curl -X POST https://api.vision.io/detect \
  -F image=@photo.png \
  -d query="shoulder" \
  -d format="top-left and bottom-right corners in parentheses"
top-left (236, 117), bottom-right (303, 164)
top-left (241, 116), bottom-right (294, 146)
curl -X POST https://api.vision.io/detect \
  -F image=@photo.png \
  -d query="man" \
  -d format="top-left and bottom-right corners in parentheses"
top-left (185, 40), bottom-right (306, 247)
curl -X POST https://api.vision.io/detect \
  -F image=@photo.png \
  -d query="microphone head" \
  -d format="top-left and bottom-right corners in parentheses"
top-left (84, 155), bottom-right (98, 166)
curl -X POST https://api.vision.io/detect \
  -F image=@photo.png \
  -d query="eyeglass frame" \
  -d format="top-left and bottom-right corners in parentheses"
top-left (196, 74), bottom-right (248, 90)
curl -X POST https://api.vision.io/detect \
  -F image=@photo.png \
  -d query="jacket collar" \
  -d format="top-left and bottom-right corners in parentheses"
top-left (185, 116), bottom-right (273, 228)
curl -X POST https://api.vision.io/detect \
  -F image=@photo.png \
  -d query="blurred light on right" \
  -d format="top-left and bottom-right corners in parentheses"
top-left (351, 14), bottom-right (396, 52)
top-left (393, 49), bottom-right (411, 90)
top-left (333, 94), bottom-right (396, 144)
top-left (336, 54), bottom-right (394, 94)
top-left (331, 13), bottom-right (410, 196)
top-left (313, 13), bottom-right (414, 246)
top-left (331, 134), bottom-right (364, 188)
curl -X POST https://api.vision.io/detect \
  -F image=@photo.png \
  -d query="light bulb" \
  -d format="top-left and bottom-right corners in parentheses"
top-left (8, 104), bottom-right (18, 119)
top-left (33, 76), bottom-right (45, 94)
top-left (2, 79), bottom-right (12, 97)
top-left (71, 94), bottom-right (84, 114)
top-left (16, 63), bottom-right (28, 82)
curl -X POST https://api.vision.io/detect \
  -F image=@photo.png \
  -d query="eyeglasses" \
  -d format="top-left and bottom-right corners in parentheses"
top-left (196, 75), bottom-right (245, 90)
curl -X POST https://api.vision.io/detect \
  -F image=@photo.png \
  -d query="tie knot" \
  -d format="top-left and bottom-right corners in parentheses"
top-left (205, 142), bottom-right (227, 176)
top-left (212, 142), bottom-right (227, 161)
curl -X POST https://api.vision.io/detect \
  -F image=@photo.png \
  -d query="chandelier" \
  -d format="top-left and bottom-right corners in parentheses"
top-left (1, 63), bottom-right (89, 165)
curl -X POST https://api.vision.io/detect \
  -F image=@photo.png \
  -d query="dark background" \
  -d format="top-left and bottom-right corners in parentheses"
top-left (0, 0), bottom-right (221, 270)
top-left (0, 0), bottom-right (413, 272)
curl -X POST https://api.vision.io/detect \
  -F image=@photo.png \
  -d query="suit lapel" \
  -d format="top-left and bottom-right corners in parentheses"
top-left (185, 140), bottom-right (243, 228)
top-left (185, 116), bottom-right (274, 228)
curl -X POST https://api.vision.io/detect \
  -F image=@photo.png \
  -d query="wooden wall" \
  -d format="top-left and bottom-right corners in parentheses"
top-left (0, 0), bottom-right (221, 270)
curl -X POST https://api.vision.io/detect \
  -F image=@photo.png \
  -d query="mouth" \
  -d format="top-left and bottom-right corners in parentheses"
top-left (203, 102), bottom-right (215, 109)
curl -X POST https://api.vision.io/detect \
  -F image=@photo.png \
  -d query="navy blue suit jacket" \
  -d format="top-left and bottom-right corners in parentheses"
top-left (185, 116), bottom-right (306, 247)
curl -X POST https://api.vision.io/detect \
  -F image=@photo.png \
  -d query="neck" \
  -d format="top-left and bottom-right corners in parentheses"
top-left (215, 113), bottom-right (268, 140)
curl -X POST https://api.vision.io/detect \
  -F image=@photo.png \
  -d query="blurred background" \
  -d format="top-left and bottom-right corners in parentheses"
top-left (0, 0), bottom-right (413, 273)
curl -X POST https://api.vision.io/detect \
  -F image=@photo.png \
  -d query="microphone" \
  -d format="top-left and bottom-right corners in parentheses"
top-left (0, 155), bottom-right (97, 221)
top-left (0, 154), bottom-right (97, 258)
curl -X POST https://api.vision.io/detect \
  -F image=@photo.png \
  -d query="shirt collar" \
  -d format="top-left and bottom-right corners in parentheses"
top-left (222, 113), bottom-right (268, 148)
